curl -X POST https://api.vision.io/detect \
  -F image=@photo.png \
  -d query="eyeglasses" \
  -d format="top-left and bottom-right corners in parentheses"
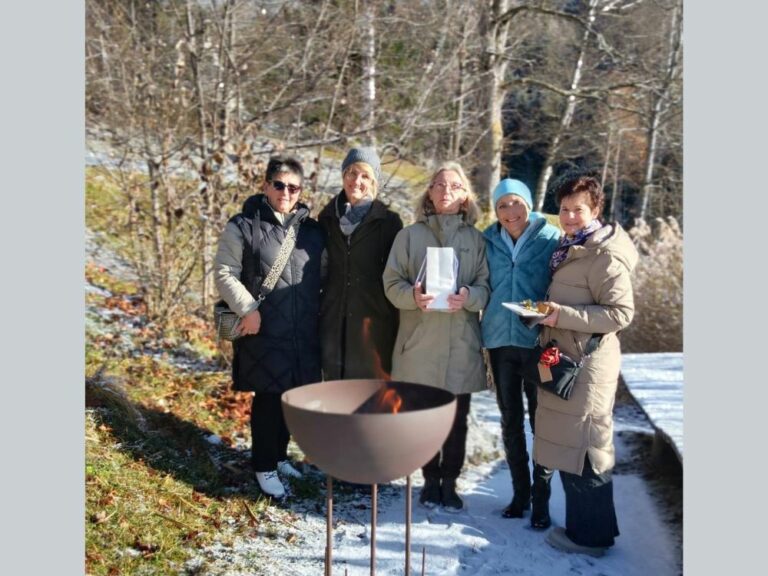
top-left (431, 181), bottom-right (464, 192)
top-left (271, 180), bottom-right (302, 194)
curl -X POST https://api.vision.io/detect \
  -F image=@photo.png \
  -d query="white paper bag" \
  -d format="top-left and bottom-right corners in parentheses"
top-left (423, 247), bottom-right (458, 310)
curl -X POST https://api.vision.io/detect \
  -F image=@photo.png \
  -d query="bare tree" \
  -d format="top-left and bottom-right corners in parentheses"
top-left (532, 0), bottom-right (600, 211)
top-left (361, 0), bottom-right (377, 144)
top-left (475, 0), bottom-right (512, 210)
top-left (639, 0), bottom-right (682, 219)
top-left (86, 0), bottom-right (684, 326)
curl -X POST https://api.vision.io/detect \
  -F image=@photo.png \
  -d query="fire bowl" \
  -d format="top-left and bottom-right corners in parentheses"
top-left (281, 379), bottom-right (457, 484)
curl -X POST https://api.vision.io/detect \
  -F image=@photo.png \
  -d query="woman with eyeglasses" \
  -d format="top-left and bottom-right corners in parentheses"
top-left (213, 156), bottom-right (325, 500)
top-left (383, 161), bottom-right (490, 512)
top-left (318, 147), bottom-right (403, 381)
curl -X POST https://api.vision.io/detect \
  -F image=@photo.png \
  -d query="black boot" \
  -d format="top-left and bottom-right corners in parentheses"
top-left (503, 459), bottom-right (532, 518)
top-left (530, 502), bottom-right (551, 530)
top-left (530, 463), bottom-right (552, 530)
top-left (501, 428), bottom-right (533, 518)
top-left (441, 478), bottom-right (464, 512)
top-left (419, 477), bottom-right (441, 509)
top-left (502, 493), bottom-right (531, 518)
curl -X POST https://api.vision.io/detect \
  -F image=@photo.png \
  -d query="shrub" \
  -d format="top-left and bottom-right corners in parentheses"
top-left (621, 217), bottom-right (683, 353)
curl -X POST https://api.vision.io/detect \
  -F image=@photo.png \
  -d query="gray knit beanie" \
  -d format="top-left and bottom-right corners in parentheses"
top-left (341, 147), bottom-right (381, 182)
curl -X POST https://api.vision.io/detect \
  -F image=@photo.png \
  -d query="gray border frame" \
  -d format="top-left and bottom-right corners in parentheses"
top-left (685, 2), bottom-right (767, 573)
top-left (2, 2), bottom-right (85, 573)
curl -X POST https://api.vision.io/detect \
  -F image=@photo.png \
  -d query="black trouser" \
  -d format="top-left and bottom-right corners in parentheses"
top-left (538, 454), bottom-right (620, 548)
top-left (489, 346), bottom-right (539, 501)
top-left (250, 392), bottom-right (290, 472)
top-left (422, 393), bottom-right (472, 481)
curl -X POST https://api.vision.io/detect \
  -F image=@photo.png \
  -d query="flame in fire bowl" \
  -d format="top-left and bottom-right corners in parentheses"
top-left (281, 380), bottom-right (457, 484)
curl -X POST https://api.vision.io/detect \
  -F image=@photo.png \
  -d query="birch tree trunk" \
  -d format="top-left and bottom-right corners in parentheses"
top-left (477, 0), bottom-right (511, 213)
top-left (533, 0), bottom-right (599, 211)
top-left (185, 0), bottom-right (215, 310)
top-left (317, 37), bottom-right (354, 192)
top-left (640, 0), bottom-right (682, 220)
top-left (361, 0), bottom-right (377, 145)
top-left (451, 38), bottom-right (467, 158)
top-left (213, 0), bottom-right (235, 147)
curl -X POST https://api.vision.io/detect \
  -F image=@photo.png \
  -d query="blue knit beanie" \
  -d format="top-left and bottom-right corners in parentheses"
top-left (341, 147), bottom-right (381, 182)
top-left (492, 178), bottom-right (532, 209)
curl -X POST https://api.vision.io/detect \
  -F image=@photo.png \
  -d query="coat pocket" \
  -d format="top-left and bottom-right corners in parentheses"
top-left (460, 317), bottom-right (482, 352)
top-left (400, 320), bottom-right (426, 355)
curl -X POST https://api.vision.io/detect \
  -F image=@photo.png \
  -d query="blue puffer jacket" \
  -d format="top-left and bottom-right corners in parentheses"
top-left (481, 216), bottom-right (561, 350)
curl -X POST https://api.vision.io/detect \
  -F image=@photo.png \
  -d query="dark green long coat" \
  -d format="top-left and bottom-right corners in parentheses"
top-left (318, 194), bottom-right (403, 380)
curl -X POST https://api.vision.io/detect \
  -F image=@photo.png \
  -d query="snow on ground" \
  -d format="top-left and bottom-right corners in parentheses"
top-left (191, 391), bottom-right (680, 576)
top-left (620, 353), bottom-right (683, 459)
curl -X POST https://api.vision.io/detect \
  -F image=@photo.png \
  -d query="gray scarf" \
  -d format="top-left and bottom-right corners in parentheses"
top-left (337, 193), bottom-right (373, 237)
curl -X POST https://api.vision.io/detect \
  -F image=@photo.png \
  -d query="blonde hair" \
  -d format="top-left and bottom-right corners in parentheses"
top-left (342, 161), bottom-right (379, 198)
top-left (415, 161), bottom-right (480, 225)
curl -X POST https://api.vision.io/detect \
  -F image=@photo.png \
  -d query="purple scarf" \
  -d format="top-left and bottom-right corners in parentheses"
top-left (549, 220), bottom-right (602, 273)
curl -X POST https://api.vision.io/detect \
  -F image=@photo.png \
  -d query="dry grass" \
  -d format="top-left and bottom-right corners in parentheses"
top-left (622, 217), bottom-right (683, 353)
top-left (85, 257), bottom-right (307, 574)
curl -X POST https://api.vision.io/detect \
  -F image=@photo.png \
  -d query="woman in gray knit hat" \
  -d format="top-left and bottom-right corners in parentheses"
top-left (318, 147), bottom-right (403, 381)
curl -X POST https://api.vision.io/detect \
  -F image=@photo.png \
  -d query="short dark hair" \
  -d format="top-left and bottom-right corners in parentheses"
top-left (265, 155), bottom-right (304, 184)
top-left (554, 171), bottom-right (605, 214)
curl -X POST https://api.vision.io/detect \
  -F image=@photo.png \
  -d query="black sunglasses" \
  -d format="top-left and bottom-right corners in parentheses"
top-left (271, 180), bottom-right (302, 194)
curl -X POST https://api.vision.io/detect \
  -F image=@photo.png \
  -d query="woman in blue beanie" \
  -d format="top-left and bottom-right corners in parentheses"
top-left (481, 178), bottom-right (560, 527)
top-left (318, 147), bottom-right (403, 381)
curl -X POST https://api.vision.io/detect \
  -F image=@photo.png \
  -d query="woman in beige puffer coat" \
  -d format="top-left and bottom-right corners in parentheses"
top-left (383, 161), bottom-right (489, 512)
top-left (534, 172), bottom-right (638, 557)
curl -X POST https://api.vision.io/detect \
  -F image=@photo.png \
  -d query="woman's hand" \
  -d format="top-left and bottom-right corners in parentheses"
top-left (446, 286), bottom-right (469, 313)
top-left (413, 282), bottom-right (435, 312)
top-left (238, 309), bottom-right (262, 336)
top-left (539, 301), bottom-right (560, 327)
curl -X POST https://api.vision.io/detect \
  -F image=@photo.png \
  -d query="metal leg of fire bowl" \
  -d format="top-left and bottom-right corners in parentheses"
top-left (326, 475), bottom-right (333, 576)
top-left (371, 483), bottom-right (378, 576)
top-left (405, 475), bottom-right (412, 576)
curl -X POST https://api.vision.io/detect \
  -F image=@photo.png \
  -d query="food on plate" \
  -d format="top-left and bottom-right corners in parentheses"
top-left (520, 299), bottom-right (552, 315)
top-left (536, 302), bottom-right (553, 315)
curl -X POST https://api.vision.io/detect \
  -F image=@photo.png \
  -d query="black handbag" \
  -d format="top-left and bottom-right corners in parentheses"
top-left (525, 334), bottom-right (601, 400)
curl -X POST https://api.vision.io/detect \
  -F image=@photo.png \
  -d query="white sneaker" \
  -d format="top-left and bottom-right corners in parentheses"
top-left (277, 460), bottom-right (303, 479)
top-left (255, 471), bottom-right (286, 499)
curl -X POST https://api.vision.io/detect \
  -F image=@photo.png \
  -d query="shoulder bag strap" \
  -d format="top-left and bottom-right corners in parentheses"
top-left (253, 218), bottom-right (301, 307)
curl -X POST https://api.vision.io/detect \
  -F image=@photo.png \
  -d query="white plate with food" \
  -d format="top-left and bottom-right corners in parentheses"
top-left (502, 301), bottom-right (549, 318)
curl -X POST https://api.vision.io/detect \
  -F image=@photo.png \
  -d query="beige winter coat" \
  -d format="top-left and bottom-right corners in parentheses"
top-left (383, 214), bottom-right (490, 395)
top-left (532, 223), bottom-right (638, 476)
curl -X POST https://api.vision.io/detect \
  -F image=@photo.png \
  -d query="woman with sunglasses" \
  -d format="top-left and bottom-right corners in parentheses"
top-left (318, 147), bottom-right (403, 381)
top-left (213, 156), bottom-right (325, 500)
top-left (383, 161), bottom-right (489, 512)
